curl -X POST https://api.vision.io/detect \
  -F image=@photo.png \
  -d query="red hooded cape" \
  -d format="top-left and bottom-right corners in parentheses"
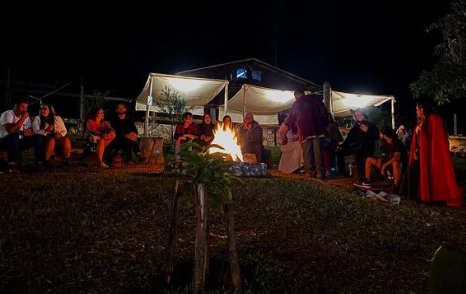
top-left (409, 113), bottom-right (463, 207)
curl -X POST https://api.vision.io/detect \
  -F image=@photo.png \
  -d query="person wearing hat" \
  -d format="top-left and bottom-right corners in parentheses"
top-left (336, 108), bottom-right (379, 180)
top-left (355, 125), bottom-right (408, 192)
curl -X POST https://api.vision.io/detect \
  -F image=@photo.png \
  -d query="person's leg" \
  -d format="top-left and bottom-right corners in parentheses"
top-left (392, 160), bottom-right (402, 187)
top-left (301, 140), bottom-right (312, 173)
top-left (312, 138), bottom-right (324, 177)
top-left (97, 137), bottom-right (114, 166)
top-left (2, 133), bottom-right (20, 163)
top-left (56, 136), bottom-right (71, 159)
top-left (252, 143), bottom-right (263, 163)
top-left (44, 136), bottom-right (56, 161)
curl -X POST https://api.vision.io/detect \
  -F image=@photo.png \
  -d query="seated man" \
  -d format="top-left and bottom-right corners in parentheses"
top-left (238, 113), bottom-right (265, 163)
top-left (336, 108), bottom-right (379, 180)
top-left (109, 103), bottom-right (145, 163)
top-left (0, 97), bottom-right (45, 172)
top-left (355, 126), bottom-right (408, 192)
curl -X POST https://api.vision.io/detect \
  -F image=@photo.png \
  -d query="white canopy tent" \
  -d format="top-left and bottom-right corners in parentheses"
top-left (219, 84), bottom-right (296, 125)
top-left (135, 73), bottom-right (229, 135)
top-left (219, 84), bottom-right (395, 127)
top-left (331, 90), bottom-right (395, 127)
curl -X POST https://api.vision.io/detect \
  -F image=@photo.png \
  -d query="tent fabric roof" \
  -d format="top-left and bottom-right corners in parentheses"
top-left (332, 90), bottom-right (394, 117)
top-left (135, 73), bottom-right (228, 112)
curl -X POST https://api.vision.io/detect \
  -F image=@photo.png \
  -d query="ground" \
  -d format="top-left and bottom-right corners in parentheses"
top-left (0, 152), bottom-right (465, 293)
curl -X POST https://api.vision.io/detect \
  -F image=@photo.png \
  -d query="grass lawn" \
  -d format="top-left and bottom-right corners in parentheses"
top-left (1, 156), bottom-right (466, 293)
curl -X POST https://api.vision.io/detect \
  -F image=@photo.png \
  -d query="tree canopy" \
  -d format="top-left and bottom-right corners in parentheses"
top-left (411, 0), bottom-right (466, 103)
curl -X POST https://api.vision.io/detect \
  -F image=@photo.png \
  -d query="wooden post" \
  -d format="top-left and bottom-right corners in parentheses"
top-left (194, 184), bottom-right (209, 290)
top-left (5, 68), bottom-right (11, 110)
top-left (79, 75), bottom-right (84, 120)
top-left (225, 202), bottom-right (242, 289)
top-left (164, 180), bottom-right (181, 285)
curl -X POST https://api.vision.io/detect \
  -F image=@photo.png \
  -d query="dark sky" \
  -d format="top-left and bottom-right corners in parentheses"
top-left (1, 0), bottom-right (453, 120)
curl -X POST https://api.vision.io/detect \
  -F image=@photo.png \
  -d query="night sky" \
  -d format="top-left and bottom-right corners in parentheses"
top-left (2, 0), bottom-right (453, 122)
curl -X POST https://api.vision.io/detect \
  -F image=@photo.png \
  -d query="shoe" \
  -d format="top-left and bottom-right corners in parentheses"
top-left (316, 173), bottom-right (326, 180)
top-left (100, 162), bottom-right (109, 168)
top-left (353, 180), bottom-right (371, 189)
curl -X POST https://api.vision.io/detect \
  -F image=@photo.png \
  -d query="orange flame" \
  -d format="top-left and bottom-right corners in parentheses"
top-left (209, 122), bottom-right (243, 162)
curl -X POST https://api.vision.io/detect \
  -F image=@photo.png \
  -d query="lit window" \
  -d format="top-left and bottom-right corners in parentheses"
top-left (252, 70), bottom-right (261, 81)
top-left (237, 68), bottom-right (247, 79)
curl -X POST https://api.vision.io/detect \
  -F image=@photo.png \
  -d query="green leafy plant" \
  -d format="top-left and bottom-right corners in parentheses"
top-left (177, 142), bottom-right (242, 213)
top-left (156, 86), bottom-right (192, 142)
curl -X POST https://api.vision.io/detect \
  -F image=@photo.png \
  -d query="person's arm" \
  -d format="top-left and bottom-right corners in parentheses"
top-left (32, 116), bottom-right (46, 135)
top-left (55, 116), bottom-right (67, 138)
top-left (251, 125), bottom-right (263, 144)
top-left (4, 112), bottom-right (29, 134)
top-left (381, 152), bottom-right (401, 175)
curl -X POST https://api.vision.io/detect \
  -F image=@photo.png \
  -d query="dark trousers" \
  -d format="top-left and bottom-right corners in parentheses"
top-left (109, 136), bottom-right (140, 161)
top-left (0, 133), bottom-right (45, 163)
top-left (242, 142), bottom-right (264, 163)
top-left (336, 145), bottom-right (372, 179)
top-left (399, 159), bottom-right (419, 198)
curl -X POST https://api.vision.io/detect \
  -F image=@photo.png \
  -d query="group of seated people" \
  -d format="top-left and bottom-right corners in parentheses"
top-left (174, 111), bottom-right (269, 164)
top-left (0, 98), bottom-right (145, 172)
top-left (277, 97), bottom-right (461, 207)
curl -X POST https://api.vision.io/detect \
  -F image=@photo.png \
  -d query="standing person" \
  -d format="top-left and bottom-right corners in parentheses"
top-left (278, 116), bottom-right (303, 173)
top-left (287, 89), bottom-right (328, 179)
top-left (238, 113), bottom-right (265, 163)
top-left (322, 115), bottom-right (343, 177)
top-left (400, 100), bottom-right (462, 207)
top-left (397, 125), bottom-right (412, 152)
top-left (32, 103), bottom-right (71, 168)
top-left (83, 107), bottom-right (115, 168)
top-left (196, 113), bottom-right (215, 147)
top-left (0, 97), bottom-right (45, 172)
top-left (109, 103), bottom-right (145, 163)
top-left (174, 112), bottom-right (198, 159)
top-left (336, 108), bottom-right (379, 181)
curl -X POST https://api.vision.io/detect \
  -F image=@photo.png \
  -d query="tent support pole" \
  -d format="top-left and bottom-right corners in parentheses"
top-left (242, 86), bottom-right (246, 119)
top-left (224, 82), bottom-right (229, 115)
top-left (144, 77), bottom-right (153, 137)
top-left (391, 98), bottom-right (395, 129)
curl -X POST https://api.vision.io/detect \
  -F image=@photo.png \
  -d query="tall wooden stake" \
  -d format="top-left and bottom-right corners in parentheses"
top-left (164, 180), bottom-right (181, 285)
top-left (194, 184), bottom-right (209, 290)
top-left (226, 202), bottom-right (242, 288)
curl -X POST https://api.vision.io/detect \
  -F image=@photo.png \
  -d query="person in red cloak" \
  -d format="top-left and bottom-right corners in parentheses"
top-left (400, 100), bottom-right (463, 207)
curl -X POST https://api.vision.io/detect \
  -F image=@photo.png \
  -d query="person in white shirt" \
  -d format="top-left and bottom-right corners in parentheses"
top-left (0, 98), bottom-right (45, 172)
top-left (32, 103), bottom-right (71, 168)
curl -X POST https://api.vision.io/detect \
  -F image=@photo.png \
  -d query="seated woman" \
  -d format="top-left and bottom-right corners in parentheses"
top-left (278, 117), bottom-right (303, 173)
top-left (174, 112), bottom-right (198, 159)
top-left (83, 107), bottom-right (115, 168)
top-left (222, 115), bottom-right (233, 130)
top-left (237, 113), bottom-right (265, 163)
top-left (196, 113), bottom-right (215, 148)
top-left (32, 103), bottom-right (71, 168)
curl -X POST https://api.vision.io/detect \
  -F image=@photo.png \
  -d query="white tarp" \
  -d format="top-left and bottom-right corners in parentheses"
top-left (135, 73), bottom-right (228, 111)
top-left (219, 84), bottom-right (295, 125)
top-left (332, 90), bottom-right (394, 118)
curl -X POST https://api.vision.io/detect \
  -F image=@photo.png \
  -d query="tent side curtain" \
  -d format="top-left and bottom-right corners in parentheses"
top-left (331, 90), bottom-right (395, 118)
top-left (135, 73), bottom-right (228, 109)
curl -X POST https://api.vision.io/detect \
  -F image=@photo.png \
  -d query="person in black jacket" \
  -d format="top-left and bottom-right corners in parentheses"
top-left (336, 108), bottom-right (379, 180)
top-left (109, 103), bottom-right (145, 162)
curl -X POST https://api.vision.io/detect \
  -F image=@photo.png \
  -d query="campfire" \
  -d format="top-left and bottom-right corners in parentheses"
top-left (209, 122), bottom-right (243, 162)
